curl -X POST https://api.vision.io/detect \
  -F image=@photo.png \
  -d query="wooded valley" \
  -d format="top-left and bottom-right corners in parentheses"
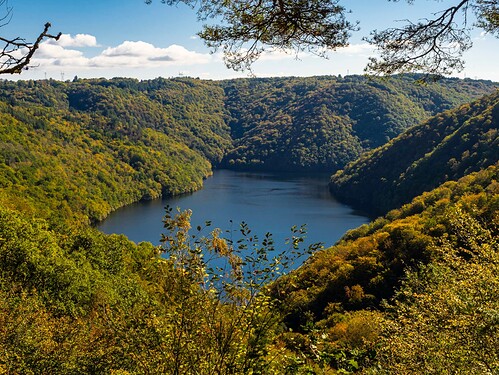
top-left (0, 74), bottom-right (497, 374)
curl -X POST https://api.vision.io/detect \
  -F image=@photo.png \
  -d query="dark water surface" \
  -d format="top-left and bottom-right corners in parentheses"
top-left (98, 170), bottom-right (370, 250)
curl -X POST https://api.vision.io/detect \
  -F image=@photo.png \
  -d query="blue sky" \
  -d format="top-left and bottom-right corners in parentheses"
top-left (3, 0), bottom-right (498, 81)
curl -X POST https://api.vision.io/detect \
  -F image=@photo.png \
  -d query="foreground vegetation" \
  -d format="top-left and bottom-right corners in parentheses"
top-left (273, 164), bottom-right (498, 373)
top-left (0, 76), bottom-right (497, 373)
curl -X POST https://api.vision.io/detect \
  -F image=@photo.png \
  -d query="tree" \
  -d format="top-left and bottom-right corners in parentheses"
top-left (149, 0), bottom-right (498, 76)
top-left (196, 0), bottom-right (356, 72)
top-left (0, 0), bottom-right (61, 74)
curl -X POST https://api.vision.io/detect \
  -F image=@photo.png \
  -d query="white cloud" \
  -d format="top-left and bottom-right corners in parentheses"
top-left (95, 42), bottom-right (211, 67)
top-left (102, 41), bottom-right (155, 57)
top-left (48, 33), bottom-right (98, 48)
top-left (37, 43), bottom-right (84, 59)
top-left (53, 57), bottom-right (91, 67)
top-left (332, 43), bottom-right (374, 56)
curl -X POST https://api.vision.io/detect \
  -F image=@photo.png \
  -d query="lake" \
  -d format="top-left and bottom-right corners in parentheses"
top-left (98, 170), bottom-right (370, 255)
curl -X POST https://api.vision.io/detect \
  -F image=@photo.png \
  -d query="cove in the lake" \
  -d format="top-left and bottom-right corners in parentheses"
top-left (98, 170), bottom-right (370, 252)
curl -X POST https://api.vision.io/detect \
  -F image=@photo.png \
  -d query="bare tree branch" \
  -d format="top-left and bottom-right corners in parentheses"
top-left (0, 22), bottom-right (61, 75)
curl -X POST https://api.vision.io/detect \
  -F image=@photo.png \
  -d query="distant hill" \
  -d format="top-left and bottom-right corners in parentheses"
top-left (220, 75), bottom-right (498, 172)
top-left (0, 77), bottom-right (232, 164)
top-left (330, 90), bottom-right (499, 215)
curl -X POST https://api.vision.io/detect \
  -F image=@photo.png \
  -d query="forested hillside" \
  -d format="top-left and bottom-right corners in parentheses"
top-left (0, 77), bottom-right (232, 164)
top-left (1, 75), bottom-right (495, 225)
top-left (0, 76), bottom-right (496, 192)
top-left (0, 78), bottom-right (230, 224)
top-left (330, 90), bottom-right (499, 215)
top-left (271, 164), bottom-right (499, 372)
top-left (221, 74), bottom-right (497, 171)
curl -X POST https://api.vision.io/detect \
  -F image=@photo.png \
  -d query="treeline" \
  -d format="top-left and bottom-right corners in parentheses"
top-left (330, 90), bottom-right (499, 215)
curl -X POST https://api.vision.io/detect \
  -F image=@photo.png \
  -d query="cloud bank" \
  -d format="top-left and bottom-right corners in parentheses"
top-left (33, 34), bottom-right (213, 70)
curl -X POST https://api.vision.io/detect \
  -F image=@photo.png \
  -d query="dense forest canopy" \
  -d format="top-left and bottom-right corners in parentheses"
top-left (220, 74), bottom-right (497, 171)
top-left (0, 0), bottom-right (496, 372)
top-left (0, 75), bottom-right (496, 227)
top-left (272, 164), bottom-right (499, 372)
top-left (1, 155), bottom-right (497, 373)
top-left (0, 77), bottom-right (231, 225)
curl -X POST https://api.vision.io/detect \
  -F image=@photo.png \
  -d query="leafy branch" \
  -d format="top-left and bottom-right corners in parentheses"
top-left (366, 0), bottom-right (473, 77)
